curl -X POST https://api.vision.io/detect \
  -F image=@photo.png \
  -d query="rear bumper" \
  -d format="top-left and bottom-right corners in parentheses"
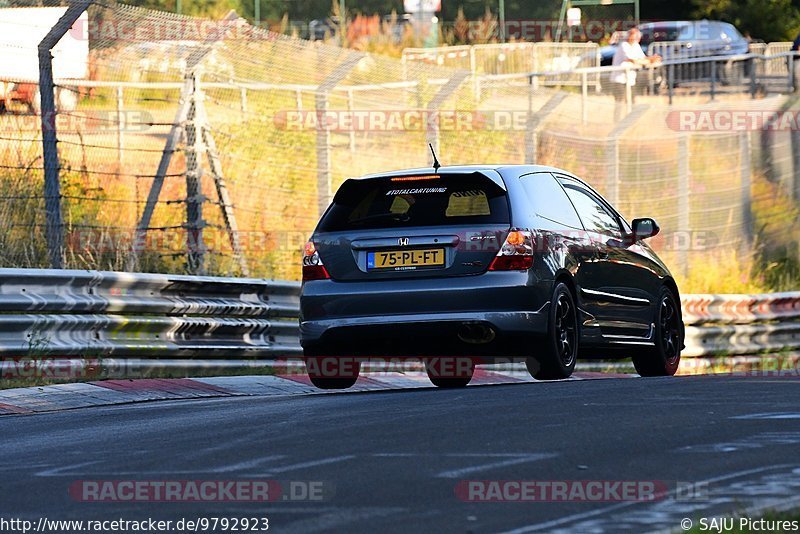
top-left (301, 310), bottom-right (549, 358)
top-left (300, 272), bottom-right (550, 358)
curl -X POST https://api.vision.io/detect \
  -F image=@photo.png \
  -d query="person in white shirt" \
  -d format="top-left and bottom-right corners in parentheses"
top-left (610, 28), bottom-right (661, 119)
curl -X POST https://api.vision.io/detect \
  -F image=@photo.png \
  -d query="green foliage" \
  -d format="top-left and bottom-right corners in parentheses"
top-left (691, 0), bottom-right (800, 42)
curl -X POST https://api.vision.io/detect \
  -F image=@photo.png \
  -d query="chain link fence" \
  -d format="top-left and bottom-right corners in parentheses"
top-left (1, 2), bottom-right (799, 285)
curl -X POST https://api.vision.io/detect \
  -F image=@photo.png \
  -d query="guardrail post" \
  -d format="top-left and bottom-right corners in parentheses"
top-left (789, 53), bottom-right (796, 93)
top-left (750, 56), bottom-right (757, 99)
top-left (38, 0), bottom-right (91, 269)
top-left (315, 53), bottom-right (365, 216)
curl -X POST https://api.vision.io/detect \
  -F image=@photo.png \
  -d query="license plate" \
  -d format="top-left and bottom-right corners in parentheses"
top-left (367, 248), bottom-right (445, 270)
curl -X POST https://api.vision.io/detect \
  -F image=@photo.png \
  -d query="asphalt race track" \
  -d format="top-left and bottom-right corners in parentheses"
top-left (2, 375), bottom-right (800, 533)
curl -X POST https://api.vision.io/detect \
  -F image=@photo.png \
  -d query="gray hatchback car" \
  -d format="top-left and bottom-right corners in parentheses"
top-left (300, 165), bottom-right (684, 389)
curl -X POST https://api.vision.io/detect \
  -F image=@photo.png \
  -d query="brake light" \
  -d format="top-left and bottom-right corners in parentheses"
top-left (302, 240), bottom-right (330, 281)
top-left (488, 229), bottom-right (534, 271)
top-left (390, 175), bottom-right (440, 182)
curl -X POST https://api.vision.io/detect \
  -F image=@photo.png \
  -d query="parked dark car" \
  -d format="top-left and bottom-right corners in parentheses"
top-left (300, 165), bottom-right (684, 389)
top-left (600, 20), bottom-right (750, 85)
top-left (309, 17), bottom-right (340, 41)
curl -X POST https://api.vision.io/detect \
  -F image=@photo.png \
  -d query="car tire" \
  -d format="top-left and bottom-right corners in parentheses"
top-left (425, 357), bottom-right (474, 388)
top-left (527, 282), bottom-right (578, 381)
top-left (632, 287), bottom-right (682, 377)
top-left (306, 357), bottom-right (360, 389)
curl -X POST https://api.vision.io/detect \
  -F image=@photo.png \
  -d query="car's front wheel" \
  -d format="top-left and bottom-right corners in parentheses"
top-left (306, 357), bottom-right (361, 389)
top-left (527, 282), bottom-right (578, 380)
top-left (632, 287), bottom-right (682, 377)
top-left (425, 357), bottom-right (474, 388)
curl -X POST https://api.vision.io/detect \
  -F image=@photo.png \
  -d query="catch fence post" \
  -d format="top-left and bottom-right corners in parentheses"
top-left (315, 53), bottom-right (365, 217)
top-left (677, 135), bottom-right (690, 276)
top-left (524, 91), bottom-right (566, 165)
top-left (740, 132), bottom-right (753, 250)
top-left (116, 86), bottom-right (124, 173)
top-left (38, 0), bottom-right (92, 269)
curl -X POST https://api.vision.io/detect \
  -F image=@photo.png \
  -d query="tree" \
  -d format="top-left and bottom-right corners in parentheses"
top-left (691, 0), bottom-right (800, 41)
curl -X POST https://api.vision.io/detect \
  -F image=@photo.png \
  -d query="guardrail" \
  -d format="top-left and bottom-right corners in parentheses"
top-left (477, 50), bottom-right (800, 105)
top-left (0, 268), bottom-right (301, 358)
top-left (0, 268), bottom-right (797, 361)
top-left (682, 292), bottom-right (800, 357)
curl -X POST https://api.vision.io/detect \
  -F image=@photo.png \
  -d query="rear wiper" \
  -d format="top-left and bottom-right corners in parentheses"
top-left (349, 213), bottom-right (411, 225)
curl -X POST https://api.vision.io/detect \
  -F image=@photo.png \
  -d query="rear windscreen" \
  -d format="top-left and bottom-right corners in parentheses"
top-left (318, 174), bottom-right (510, 232)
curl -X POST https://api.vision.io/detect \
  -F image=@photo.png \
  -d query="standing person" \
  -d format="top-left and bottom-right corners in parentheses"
top-left (609, 28), bottom-right (660, 120)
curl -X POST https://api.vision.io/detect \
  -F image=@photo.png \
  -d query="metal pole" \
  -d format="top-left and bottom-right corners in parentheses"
top-left (740, 132), bottom-right (753, 247)
top-left (710, 60), bottom-right (716, 101)
top-left (526, 76), bottom-right (535, 164)
top-left (608, 138), bottom-right (620, 206)
top-left (38, 0), bottom-right (90, 269)
top-left (499, 0), bottom-right (505, 42)
top-left (668, 63), bottom-right (674, 105)
top-left (315, 53), bottom-right (365, 216)
top-left (581, 71), bottom-right (587, 125)
top-left (339, 0), bottom-right (346, 46)
top-left (254, 0), bottom-right (260, 26)
top-left (677, 135), bottom-right (690, 275)
top-left (185, 73), bottom-right (205, 274)
top-left (625, 78), bottom-right (632, 114)
top-left (116, 86), bottom-right (124, 173)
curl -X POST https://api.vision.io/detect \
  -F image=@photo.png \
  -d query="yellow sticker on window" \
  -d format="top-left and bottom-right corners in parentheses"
top-left (389, 196), bottom-right (412, 214)
top-left (446, 190), bottom-right (491, 217)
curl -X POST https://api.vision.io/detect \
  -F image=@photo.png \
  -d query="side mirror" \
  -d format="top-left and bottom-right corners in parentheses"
top-left (631, 217), bottom-right (660, 240)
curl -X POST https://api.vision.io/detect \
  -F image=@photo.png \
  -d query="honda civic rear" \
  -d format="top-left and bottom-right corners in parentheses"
top-left (300, 168), bottom-right (549, 385)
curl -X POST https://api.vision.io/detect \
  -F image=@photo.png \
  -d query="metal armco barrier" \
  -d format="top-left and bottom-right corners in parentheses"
top-left (0, 268), bottom-right (301, 358)
top-left (681, 293), bottom-right (800, 357)
top-left (0, 268), bottom-right (797, 360)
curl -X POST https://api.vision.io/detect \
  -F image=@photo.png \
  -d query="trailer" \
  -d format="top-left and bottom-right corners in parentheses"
top-left (0, 7), bottom-right (88, 112)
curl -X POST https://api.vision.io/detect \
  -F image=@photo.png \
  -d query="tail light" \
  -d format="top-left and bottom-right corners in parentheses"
top-left (302, 240), bottom-right (330, 281)
top-left (489, 229), bottom-right (534, 271)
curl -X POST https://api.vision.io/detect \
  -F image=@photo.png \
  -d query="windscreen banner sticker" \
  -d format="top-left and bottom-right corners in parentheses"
top-left (385, 187), bottom-right (447, 195)
top-left (446, 190), bottom-right (491, 216)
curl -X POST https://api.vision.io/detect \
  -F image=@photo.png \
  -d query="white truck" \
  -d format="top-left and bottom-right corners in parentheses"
top-left (0, 7), bottom-right (88, 112)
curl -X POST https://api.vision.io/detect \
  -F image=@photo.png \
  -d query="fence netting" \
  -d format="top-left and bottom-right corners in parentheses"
top-left (0, 1), bottom-right (798, 284)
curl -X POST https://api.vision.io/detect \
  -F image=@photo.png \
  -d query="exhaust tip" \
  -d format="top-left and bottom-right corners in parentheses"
top-left (458, 322), bottom-right (496, 344)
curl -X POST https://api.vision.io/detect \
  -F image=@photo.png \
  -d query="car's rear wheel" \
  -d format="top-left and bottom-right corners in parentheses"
top-left (527, 282), bottom-right (577, 380)
top-left (632, 287), bottom-right (682, 377)
top-left (425, 357), bottom-right (474, 388)
top-left (305, 357), bottom-right (361, 389)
